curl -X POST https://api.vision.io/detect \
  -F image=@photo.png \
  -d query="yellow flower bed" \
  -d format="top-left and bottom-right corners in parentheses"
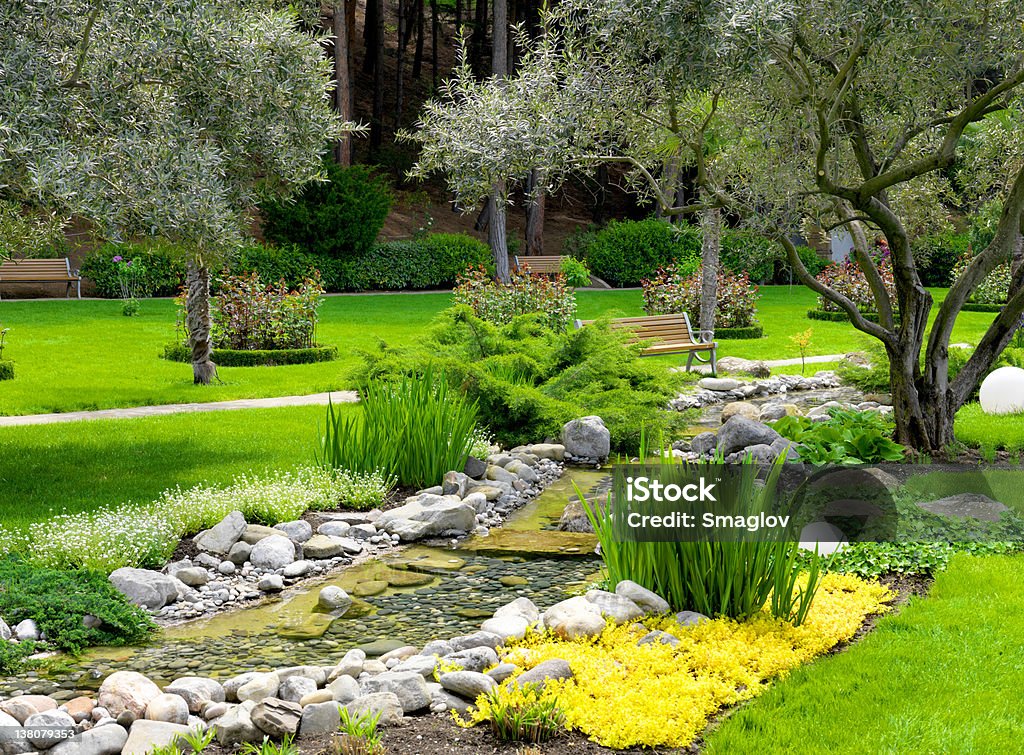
top-left (464, 573), bottom-right (892, 750)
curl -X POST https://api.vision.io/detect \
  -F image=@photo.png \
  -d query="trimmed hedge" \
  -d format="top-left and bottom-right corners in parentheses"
top-left (579, 219), bottom-right (701, 287)
top-left (162, 343), bottom-right (338, 366)
top-left (714, 325), bottom-right (764, 340)
top-left (807, 309), bottom-right (885, 324)
top-left (0, 360), bottom-right (13, 381)
top-left (340, 234), bottom-right (493, 290)
top-left (962, 302), bottom-right (1004, 313)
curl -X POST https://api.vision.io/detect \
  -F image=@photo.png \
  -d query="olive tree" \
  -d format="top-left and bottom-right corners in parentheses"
top-left (526, 0), bottom-right (1024, 452)
top-left (0, 0), bottom-right (346, 383)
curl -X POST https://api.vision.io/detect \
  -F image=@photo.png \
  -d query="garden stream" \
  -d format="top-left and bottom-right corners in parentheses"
top-left (1, 469), bottom-right (608, 700)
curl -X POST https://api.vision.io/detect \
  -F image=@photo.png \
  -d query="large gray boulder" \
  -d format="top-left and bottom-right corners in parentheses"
top-left (48, 724), bottom-right (128, 755)
top-left (22, 711), bottom-right (76, 749)
top-left (716, 416), bottom-right (781, 454)
top-left (251, 699), bottom-right (301, 738)
top-left (274, 520), bottom-right (313, 543)
top-left (614, 580), bottom-right (670, 615)
top-left (212, 702), bottom-right (263, 745)
top-left (193, 511), bottom-right (246, 555)
top-left (121, 720), bottom-right (192, 755)
top-left (376, 495), bottom-right (476, 539)
top-left (344, 693), bottom-right (403, 726)
top-left (439, 671), bottom-right (496, 700)
top-left (542, 597), bottom-right (605, 639)
top-left (248, 535), bottom-right (296, 570)
top-left (163, 677), bottom-right (225, 715)
top-left (917, 493), bottom-right (1009, 522)
top-left (298, 701), bottom-right (341, 739)
top-left (513, 659), bottom-right (573, 690)
top-left (108, 569), bottom-right (182, 609)
top-left (359, 672), bottom-right (430, 713)
top-left (97, 671), bottom-right (162, 719)
top-left (561, 416), bottom-right (611, 459)
top-left (585, 590), bottom-right (643, 624)
top-left (689, 432), bottom-right (718, 456)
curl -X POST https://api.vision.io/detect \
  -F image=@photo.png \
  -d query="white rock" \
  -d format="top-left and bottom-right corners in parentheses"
top-left (327, 675), bottom-right (361, 704)
top-left (48, 723), bottom-right (128, 755)
top-left (145, 694), bottom-right (189, 725)
top-left (122, 720), bottom-right (193, 755)
top-left (542, 597), bottom-right (606, 639)
top-left (614, 580), bottom-right (670, 615)
top-left (236, 673), bottom-right (279, 704)
top-left (480, 615), bottom-right (528, 641)
top-left (248, 535), bottom-right (296, 570)
top-left (97, 671), bottom-right (162, 719)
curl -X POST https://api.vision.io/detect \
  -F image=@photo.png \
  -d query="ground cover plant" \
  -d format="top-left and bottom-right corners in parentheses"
top-left (20, 465), bottom-right (393, 573)
top-left (772, 409), bottom-right (906, 465)
top-left (460, 572), bottom-right (892, 750)
top-left (704, 554), bottom-right (1024, 754)
top-left (0, 555), bottom-right (156, 670)
top-left (0, 288), bottom-right (996, 416)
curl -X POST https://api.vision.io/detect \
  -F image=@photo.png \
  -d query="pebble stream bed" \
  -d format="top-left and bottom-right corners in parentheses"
top-left (0, 469), bottom-right (607, 700)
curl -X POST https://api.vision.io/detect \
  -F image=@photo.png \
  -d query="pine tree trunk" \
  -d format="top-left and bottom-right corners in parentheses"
top-left (430, 0), bottom-right (439, 88)
top-left (370, 0), bottom-right (385, 151)
top-left (413, 0), bottom-right (425, 78)
top-left (362, 0), bottom-right (378, 74)
top-left (396, 0), bottom-right (407, 128)
top-left (525, 168), bottom-right (545, 256)
top-left (698, 206), bottom-right (721, 338)
top-left (186, 261), bottom-right (217, 385)
top-left (333, 1), bottom-right (353, 166)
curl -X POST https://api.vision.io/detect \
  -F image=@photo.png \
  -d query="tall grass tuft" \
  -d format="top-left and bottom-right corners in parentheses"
top-left (580, 453), bottom-right (824, 626)
top-left (317, 367), bottom-right (479, 489)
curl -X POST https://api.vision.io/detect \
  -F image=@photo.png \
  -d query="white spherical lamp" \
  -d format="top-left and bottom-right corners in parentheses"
top-left (979, 366), bottom-right (1024, 415)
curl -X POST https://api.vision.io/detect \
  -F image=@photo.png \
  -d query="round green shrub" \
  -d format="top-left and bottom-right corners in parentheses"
top-left (912, 232), bottom-right (971, 287)
top-left (261, 161), bottom-right (392, 260)
top-left (0, 360), bottom-right (13, 381)
top-left (422, 233), bottom-right (494, 282)
top-left (582, 219), bottom-right (700, 286)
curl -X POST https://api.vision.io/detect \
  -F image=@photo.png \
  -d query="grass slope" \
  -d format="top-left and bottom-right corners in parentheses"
top-left (0, 404), bottom-right (359, 530)
top-left (0, 287), bottom-right (997, 416)
top-left (954, 402), bottom-right (1024, 453)
top-left (705, 554), bottom-right (1024, 754)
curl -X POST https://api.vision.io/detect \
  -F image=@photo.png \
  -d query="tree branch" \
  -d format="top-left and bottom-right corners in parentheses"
top-left (60, 2), bottom-right (101, 89)
top-left (836, 201), bottom-right (894, 330)
top-left (778, 235), bottom-right (894, 345)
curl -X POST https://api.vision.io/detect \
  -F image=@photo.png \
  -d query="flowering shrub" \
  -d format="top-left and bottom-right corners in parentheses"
top-left (951, 250), bottom-right (1011, 304)
top-left (458, 573), bottom-right (892, 750)
top-left (453, 265), bottom-right (577, 331)
top-left (28, 466), bottom-right (394, 573)
top-left (641, 264), bottom-right (759, 329)
top-left (177, 271), bottom-right (325, 351)
top-left (815, 256), bottom-right (896, 313)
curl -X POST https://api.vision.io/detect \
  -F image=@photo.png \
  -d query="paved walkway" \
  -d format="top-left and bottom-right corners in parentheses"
top-left (690, 353), bottom-right (845, 374)
top-left (0, 391), bottom-right (359, 428)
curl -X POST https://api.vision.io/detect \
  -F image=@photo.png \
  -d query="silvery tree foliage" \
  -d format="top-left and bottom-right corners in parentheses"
top-left (0, 0), bottom-right (346, 382)
top-left (415, 0), bottom-right (1024, 450)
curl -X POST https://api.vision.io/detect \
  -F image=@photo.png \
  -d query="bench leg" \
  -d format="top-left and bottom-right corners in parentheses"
top-left (76, 280), bottom-right (81, 299)
top-left (686, 352), bottom-right (695, 372)
top-left (710, 347), bottom-right (717, 376)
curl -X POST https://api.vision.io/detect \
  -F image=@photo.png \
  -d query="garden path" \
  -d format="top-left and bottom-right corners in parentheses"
top-left (690, 353), bottom-right (845, 374)
top-left (0, 390), bottom-right (358, 427)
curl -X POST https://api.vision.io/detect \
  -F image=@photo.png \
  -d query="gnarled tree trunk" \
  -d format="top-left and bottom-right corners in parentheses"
top-left (525, 168), bottom-right (545, 256)
top-left (186, 261), bottom-right (217, 385)
top-left (488, 187), bottom-right (510, 282)
top-left (698, 205), bottom-right (721, 338)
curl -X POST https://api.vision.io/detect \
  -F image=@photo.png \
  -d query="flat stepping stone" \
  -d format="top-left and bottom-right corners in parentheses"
top-left (917, 493), bottom-right (1008, 522)
top-left (352, 580), bottom-right (389, 597)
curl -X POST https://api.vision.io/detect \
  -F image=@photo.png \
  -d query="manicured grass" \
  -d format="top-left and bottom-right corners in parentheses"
top-left (705, 554), bottom-right (1024, 754)
top-left (0, 287), bottom-right (996, 415)
top-left (0, 403), bottom-right (360, 530)
top-left (955, 402), bottom-right (1024, 453)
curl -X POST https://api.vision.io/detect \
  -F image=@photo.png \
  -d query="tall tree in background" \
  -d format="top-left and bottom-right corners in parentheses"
top-left (332, 1), bottom-right (355, 165)
top-left (487, 0), bottom-right (510, 280)
top-left (0, 0), bottom-right (345, 384)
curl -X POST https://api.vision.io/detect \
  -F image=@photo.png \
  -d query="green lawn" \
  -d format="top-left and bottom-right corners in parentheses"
top-left (705, 553), bottom-right (1024, 754)
top-left (0, 404), bottom-right (360, 530)
top-left (954, 402), bottom-right (1024, 453)
top-left (0, 287), bottom-right (998, 415)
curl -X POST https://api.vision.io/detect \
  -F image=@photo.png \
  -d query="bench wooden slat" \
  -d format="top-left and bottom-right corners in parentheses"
top-left (513, 255), bottom-right (567, 274)
top-left (0, 258), bottom-right (82, 299)
top-left (575, 313), bottom-right (717, 373)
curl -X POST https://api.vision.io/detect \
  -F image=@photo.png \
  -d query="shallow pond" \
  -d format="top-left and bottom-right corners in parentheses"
top-left (0, 468), bottom-right (607, 699)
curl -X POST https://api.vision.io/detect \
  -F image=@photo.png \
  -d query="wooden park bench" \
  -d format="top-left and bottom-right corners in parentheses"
top-left (513, 255), bottom-right (568, 275)
top-left (574, 313), bottom-right (717, 373)
top-left (0, 258), bottom-right (82, 299)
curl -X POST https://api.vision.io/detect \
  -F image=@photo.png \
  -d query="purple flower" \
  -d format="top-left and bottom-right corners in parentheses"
top-left (112, 255), bottom-right (123, 263)
top-left (125, 260), bottom-right (132, 267)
